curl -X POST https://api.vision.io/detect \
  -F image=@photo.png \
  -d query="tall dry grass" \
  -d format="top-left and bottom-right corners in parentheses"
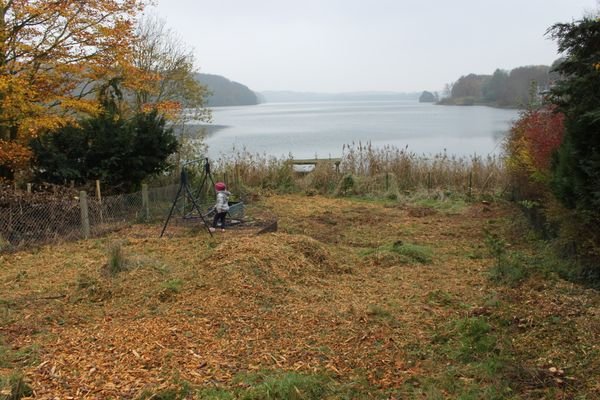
top-left (205, 142), bottom-right (508, 199)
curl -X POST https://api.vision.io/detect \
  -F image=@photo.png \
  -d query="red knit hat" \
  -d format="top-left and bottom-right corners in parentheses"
top-left (215, 182), bottom-right (226, 191)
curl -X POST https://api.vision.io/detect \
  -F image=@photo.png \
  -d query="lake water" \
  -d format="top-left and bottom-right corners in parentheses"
top-left (198, 101), bottom-right (520, 159)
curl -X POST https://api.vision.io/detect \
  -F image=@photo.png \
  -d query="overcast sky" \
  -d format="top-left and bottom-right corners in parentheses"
top-left (151, 0), bottom-right (598, 93)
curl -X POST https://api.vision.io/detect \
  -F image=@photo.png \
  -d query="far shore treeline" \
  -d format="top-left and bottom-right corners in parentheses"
top-left (438, 63), bottom-right (558, 108)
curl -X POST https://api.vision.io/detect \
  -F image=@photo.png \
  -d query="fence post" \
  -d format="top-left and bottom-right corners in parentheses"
top-left (80, 191), bottom-right (90, 239)
top-left (95, 180), bottom-right (102, 201)
top-left (142, 184), bottom-right (150, 221)
top-left (96, 180), bottom-right (104, 224)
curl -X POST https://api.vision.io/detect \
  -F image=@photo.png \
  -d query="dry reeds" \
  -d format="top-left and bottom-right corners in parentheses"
top-left (208, 142), bottom-right (508, 199)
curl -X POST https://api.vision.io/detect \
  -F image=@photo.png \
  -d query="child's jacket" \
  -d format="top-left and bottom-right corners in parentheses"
top-left (215, 190), bottom-right (231, 213)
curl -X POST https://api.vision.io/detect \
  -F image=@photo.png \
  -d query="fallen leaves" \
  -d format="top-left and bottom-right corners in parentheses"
top-left (0, 195), bottom-right (597, 398)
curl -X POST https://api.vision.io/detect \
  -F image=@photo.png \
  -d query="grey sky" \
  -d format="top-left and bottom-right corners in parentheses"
top-left (152, 0), bottom-right (598, 93)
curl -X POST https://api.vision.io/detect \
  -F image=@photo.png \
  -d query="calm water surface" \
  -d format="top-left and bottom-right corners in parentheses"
top-left (199, 101), bottom-right (519, 159)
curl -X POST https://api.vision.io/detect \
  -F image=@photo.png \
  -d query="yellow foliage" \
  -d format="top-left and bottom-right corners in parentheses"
top-left (0, 141), bottom-right (32, 173)
top-left (142, 101), bottom-right (183, 121)
top-left (0, 0), bottom-right (149, 178)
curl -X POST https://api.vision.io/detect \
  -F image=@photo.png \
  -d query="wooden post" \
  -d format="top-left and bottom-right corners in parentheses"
top-left (95, 180), bottom-right (104, 224)
top-left (95, 180), bottom-right (102, 202)
top-left (142, 184), bottom-right (149, 221)
top-left (26, 183), bottom-right (32, 194)
top-left (80, 191), bottom-right (90, 239)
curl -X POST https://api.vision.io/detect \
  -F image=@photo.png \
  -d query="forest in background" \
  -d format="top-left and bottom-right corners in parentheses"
top-left (439, 63), bottom-right (559, 108)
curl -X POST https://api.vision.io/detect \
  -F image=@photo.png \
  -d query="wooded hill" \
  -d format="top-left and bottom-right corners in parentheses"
top-left (195, 73), bottom-right (260, 107)
top-left (439, 63), bottom-right (560, 108)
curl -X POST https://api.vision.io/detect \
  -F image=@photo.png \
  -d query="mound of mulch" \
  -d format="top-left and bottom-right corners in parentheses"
top-left (2, 195), bottom-right (598, 398)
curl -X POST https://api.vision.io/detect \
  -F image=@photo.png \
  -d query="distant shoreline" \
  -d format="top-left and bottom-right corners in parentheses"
top-left (436, 99), bottom-right (523, 110)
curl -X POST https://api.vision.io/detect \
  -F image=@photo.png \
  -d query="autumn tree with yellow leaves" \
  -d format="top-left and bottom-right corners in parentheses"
top-left (132, 15), bottom-right (210, 123)
top-left (0, 0), bottom-right (147, 179)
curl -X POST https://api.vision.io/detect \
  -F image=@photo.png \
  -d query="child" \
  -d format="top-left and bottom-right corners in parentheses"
top-left (210, 182), bottom-right (230, 232)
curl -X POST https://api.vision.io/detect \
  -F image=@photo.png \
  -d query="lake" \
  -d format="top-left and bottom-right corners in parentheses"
top-left (197, 101), bottom-right (520, 159)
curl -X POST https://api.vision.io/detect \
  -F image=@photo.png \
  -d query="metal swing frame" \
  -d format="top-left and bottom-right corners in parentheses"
top-left (159, 158), bottom-right (215, 238)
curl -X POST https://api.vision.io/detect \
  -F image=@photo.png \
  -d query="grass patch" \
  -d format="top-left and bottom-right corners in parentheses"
top-left (139, 371), bottom-right (378, 400)
top-left (361, 241), bottom-right (433, 265)
top-left (0, 235), bottom-right (10, 253)
top-left (0, 342), bottom-right (10, 369)
top-left (410, 316), bottom-right (516, 399)
top-left (158, 279), bottom-right (183, 302)
top-left (10, 345), bottom-right (40, 368)
top-left (105, 241), bottom-right (129, 276)
top-left (486, 233), bottom-right (529, 286)
top-left (0, 299), bottom-right (16, 326)
top-left (365, 304), bottom-right (401, 327)
top-left (413, 195), bottom-right (468, 214)
top-left (195, 387), bottom-right (235, 399)
top-left (0, 372), bottom-right (33, 400)
top-left (0, 337), bottom-right (34, 400)
top-left (75, 273), bottom-right (112, 302)
top-left (391, 241), bottom-right (433, 264)
top-left (0, 340), bottom-right (38, 370)
top-left (426, 289), bottom-right (455, 306)
top-left (234, 370), bottom-right (333, 399)
top-left (366, 304), bottom-right (392, 319)
top-left (138, 380), bottom-right (194, 400)
top-left (452, 317), bottom-right (498, 363)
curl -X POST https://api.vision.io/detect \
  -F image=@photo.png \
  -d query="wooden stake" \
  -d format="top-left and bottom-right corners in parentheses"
top-left (80, 191), bottom-right (90, 239)
top-left (96, 180), bottom-right (104, 224)
top-left (95, 180), bottom-right (102, 202)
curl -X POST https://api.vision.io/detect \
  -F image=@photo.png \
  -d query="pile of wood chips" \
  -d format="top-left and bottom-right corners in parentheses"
top-left (0, 195), bottom-right (598, 399)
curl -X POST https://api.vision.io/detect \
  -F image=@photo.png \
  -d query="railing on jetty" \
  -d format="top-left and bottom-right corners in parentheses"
top-left (290, 158), bottom-right (341, 173)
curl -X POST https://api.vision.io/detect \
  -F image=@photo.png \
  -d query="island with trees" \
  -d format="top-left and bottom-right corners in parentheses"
top-left (418, 91), bottom-right (439, 103)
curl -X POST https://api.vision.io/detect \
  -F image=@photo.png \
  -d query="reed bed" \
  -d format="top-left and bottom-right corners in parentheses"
top-left (206, 142), bottom-right (508, 199)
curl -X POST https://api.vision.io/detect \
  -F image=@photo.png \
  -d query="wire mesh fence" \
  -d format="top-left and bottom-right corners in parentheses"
top-left (0, 182), bottom-right (273, 252)
top-left (0, 195), bottom-right (82, 250)
top-left (0, 184), bottom-right (180, 252)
